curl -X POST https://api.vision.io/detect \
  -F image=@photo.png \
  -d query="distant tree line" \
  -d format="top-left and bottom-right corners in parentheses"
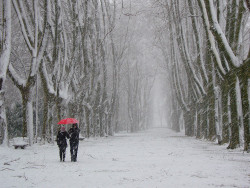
top-left (153, 0), bottom-right (249, 150)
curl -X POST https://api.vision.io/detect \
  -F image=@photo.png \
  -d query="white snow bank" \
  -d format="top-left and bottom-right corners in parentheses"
top-left (12, 137), bottom-right (29, 146)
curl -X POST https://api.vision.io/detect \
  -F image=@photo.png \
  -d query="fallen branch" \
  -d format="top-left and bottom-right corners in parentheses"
top-left (0, 168), bottom-right (14, 171)
top-left (22, 164), bottom-right (46, 169)
top-left (13, 173), bottom-right (28, 181)
top-left (4, 158), bottom-right (21, 165)
top-left (86, 154), bottom-right (96, 159)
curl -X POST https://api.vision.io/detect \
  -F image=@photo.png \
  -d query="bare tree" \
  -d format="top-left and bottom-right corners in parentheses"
top-left (0, 0), bottom-right (12, 146)
top-left (153, 0), bottom-right (249, 150)
top-left (8, 0), bottom-right (47, 145)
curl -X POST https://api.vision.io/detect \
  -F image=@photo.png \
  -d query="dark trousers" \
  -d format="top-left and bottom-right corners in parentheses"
top-left (59, 147), bottom-right (66, 161)
top-left (70, 143), bottom-right (78, 162)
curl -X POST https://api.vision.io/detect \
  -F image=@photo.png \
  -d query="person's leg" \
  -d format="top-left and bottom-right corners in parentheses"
top-left (72, 145), bottom-right (75, 162)
top-left (62, 147), bottom-right (66, 161)
top-left (72, 144), bottom-right (78, 162)
top-left (59, 148), bottom-right (62, 161)
top-left (74, 144), bottom-right (78, 162)
top-left (70, 143), bottom-right (73, 161)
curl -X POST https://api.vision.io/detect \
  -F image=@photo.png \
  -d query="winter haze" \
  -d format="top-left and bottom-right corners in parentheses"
top-left (0, 0), bottom-right (249, 188)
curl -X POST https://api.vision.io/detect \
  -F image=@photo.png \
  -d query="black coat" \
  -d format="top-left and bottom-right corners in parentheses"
top-left (68, 127), bottom-right (80, 145)
top-left (56, 131), bottom-right (69, 148)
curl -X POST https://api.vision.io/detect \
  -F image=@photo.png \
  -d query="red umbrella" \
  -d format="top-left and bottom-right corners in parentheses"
top-left (57, 118), bottom-right (79, 125)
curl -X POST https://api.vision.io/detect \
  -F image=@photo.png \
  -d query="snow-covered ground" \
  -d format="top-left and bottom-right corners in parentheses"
top-left (0, 128), bottom-right (249, 188)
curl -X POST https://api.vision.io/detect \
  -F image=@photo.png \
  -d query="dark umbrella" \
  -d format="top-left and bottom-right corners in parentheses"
top-left (57, 118), bottom-right (79, 125)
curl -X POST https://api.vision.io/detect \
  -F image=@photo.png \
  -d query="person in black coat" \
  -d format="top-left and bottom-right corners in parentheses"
top-left (68, 123), bottom-right (80, 162)
top-left (56, 126), bottom-right (69, 162)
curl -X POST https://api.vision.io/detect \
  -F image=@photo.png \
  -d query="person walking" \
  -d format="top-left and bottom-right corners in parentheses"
top-left (56, 126), bottom-right (69, 162)
top-left (68, 123), bottom-right (80, 162)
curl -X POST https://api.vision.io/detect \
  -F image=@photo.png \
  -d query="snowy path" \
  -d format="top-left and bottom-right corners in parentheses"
top-left (0, 128), bottom-right (249, 188)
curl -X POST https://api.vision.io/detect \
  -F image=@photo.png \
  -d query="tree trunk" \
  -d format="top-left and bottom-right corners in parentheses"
top-left (221, 83), bottom-right (229, 144)
top-left (0, 0), bottom-right (11, 146)
top-left (227, 76), bottom-right (239, 149)
top-left (239, 64), bottom-right (249, 151)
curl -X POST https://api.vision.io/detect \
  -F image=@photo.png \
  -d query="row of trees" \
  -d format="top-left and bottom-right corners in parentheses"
top-left (0, 0), bottom-right (154, 146)
top-left (2, 0), bottom-right (247, 151)
top-left (153, 0), bottom-right (249, 150)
